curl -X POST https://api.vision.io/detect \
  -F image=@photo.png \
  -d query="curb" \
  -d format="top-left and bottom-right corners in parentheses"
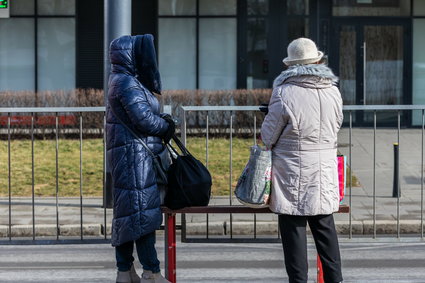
top-left (186, 220), bottom-right (424, 236)
top-left (1, 221), bottom-right (424, 237)
top-left (0, 224), bottom-right (102, 237)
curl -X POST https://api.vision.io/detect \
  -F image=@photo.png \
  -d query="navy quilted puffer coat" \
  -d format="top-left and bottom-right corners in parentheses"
top-left (106, 35), bottom-right (169, 247)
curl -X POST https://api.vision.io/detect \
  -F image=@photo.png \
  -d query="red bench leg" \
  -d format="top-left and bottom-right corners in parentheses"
top-left (165, 213), bottom-right (177, 283)
top-left (317, 254), bottom-right (324, 283)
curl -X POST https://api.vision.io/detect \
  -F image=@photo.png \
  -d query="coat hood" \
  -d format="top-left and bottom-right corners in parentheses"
top-left (109, 34), bottom-right (162, 94)
top-left (273, 64), bottom-right (338, 89)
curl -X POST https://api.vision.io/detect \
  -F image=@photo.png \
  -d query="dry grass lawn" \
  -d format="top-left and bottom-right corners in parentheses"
top-left (0, 137), bottom-right (358, 197)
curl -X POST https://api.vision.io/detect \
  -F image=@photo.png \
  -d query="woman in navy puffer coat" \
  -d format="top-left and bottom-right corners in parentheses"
top-left (107, 34), bottom-right (173, 283)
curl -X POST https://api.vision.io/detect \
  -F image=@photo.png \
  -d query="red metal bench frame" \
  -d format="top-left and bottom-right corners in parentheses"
top-left (161, 204), bottom-right (349, 283)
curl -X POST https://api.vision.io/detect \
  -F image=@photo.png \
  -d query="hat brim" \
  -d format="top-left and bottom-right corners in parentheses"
top-left (283, 51), bottom-right (324, 66)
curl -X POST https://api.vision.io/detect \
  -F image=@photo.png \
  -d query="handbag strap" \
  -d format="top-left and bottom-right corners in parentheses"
top-left (108, 105), bottom-right (157, 159)
top-left (171, 134), bottom-right (191, 156)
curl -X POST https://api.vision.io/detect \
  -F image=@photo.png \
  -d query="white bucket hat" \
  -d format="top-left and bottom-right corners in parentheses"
top-left (282, 38), bottom-right (324, 66)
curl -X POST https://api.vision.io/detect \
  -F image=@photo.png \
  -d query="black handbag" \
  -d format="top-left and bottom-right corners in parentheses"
top-left (164, 135), bottom-right (212, 209)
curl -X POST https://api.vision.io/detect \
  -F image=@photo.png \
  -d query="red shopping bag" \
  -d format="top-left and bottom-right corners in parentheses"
top-left (337, 155), bottom-right (346, 202)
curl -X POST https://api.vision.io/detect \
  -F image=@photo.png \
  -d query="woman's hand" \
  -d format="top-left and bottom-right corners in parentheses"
top-left (160, 114), bottom-right (175, 144)
top-left (259, 103), bottom-right (269, 115)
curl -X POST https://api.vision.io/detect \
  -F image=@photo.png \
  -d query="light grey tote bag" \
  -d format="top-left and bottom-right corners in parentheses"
top-left (235, 145), bottom-right (271, 208)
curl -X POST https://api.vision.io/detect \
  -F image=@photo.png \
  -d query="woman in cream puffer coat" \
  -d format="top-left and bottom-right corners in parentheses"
top-left (261, 38), bottom-right (343, 283)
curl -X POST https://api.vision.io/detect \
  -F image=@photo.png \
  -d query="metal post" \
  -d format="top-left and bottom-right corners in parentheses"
top-left (393, 143), bottom-right (400, 198)
top-left (103, 0), bottom-right (132, 208)
top-left (317, 254), bottom-right (324, 283)
top-left (165, 213), bottom-right (177, 283)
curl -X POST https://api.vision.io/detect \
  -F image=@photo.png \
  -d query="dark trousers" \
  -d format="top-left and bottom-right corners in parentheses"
top-left (115, 231), bottom-right (160, 273)
top-left (278, 214), bottom-right (343, 283)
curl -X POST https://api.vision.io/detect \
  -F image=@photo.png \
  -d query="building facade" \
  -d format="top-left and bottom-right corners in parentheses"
top-left (1, 0), bottom-right (425, 125)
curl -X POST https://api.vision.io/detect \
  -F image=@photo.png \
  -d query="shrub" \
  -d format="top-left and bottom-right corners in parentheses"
top-left (0, 88), bottom-right (272, 138)
top-left (160, 89), bottom-right (271, 137)
top-left (0, 89), bottom-right (104, 139)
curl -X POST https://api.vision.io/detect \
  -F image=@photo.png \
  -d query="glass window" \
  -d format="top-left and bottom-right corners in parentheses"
top-left (288, 18), bottom-right (309, 42)
top-left (199, 19), bottom-right (237, 90)
top-left (38, 0), bottom-right (75, 15)
top-left (413, 20), bottom-right (425, 125)
top-left (247, 18), bottom-right (268, 89)
top-left (158, 0), bottom-right (196, 16)
top-left (199, 0), bottom-right (236, 15)
top-left (0, 19), bottom-right (35, 91)
top-left (10, 0), bottom-right (35, 16)
top-left (414, 0), bottom-right (425, 16)
top-left (287, 0), bottom-right (309, 15)
top-left (333, 0), bottom-right (410, 16)
top-left (37, 19), bottom-right (76, 91)
top-left (364, 25), bottom-right (404, 105)
top-left (248, 0), bottom-right (268, 15)
top-left (158, 18), bottom-right (196, 90)
top-left (339, 26), bottom-right (356, 105)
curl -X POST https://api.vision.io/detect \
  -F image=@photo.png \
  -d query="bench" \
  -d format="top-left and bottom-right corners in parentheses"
top-left (161, 204), bottom-right (349, 283)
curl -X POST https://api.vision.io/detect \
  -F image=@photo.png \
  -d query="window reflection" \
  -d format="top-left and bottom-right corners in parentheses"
top-left (247, 18), bottom-right (268, 89)
top-left (339, 26), bottom-right (356, 105)
top-left (248, 0), bottom-right (268, 16)
top-left (332, 0), bottom-right (410, 16)
top-left (37, 19), bottom-right (76, 91)
top-left (287, 0), bottom-right (309, 15)
top-left (0, 19), bottom-right (35, 91)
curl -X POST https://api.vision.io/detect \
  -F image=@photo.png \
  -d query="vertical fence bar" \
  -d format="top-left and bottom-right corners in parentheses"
top-left (254, 114), bottom-right (257, 145)
top-left (253, 113), bottom-right (257, 239)
top-left (103, 113), bottom-right (107, 240)
top-left (206, 112), bottom-right (209, 239)
top-left (7, 113), bottom-right (11, 240)
top-left (181, 110), bottom-right (187, 146)
top-left (373, 110), bottom-right (376, 239)
top-left (79, 113), bottom-right (83, 240)
top-left (181, 110), bottom-right (187, 241)
top-left (229, 111), bottom-right (233, 205)
top-left (206, 111), bottom-right (209, 168)
top-left (349, 111), bottom-right (353, 239)
top-left (397, 111), bottom-right (401, 238)
top-left (55, 113), bottom-right (60, 240)
top-left (230, 111), bottom-right (233, 239)
top-left (31, 113), bottom-right (35, 240)
top-left (422, 109), bottom-right (424, 239)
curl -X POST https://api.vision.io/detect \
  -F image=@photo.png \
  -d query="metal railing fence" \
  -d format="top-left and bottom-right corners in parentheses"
top-left (180, 105), bottom-right (425, 242)
top-left (1, 105), bottom-right (425, 243)
top-left (0, 107), bottom-right (107, 244)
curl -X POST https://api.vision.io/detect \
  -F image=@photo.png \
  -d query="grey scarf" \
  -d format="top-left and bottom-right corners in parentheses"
top-left (273, 64), bottom-right (338, 88)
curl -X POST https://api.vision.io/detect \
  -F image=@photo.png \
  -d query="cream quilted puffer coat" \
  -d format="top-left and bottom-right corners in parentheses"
top-left (261, 64), bottom-right (343, 215)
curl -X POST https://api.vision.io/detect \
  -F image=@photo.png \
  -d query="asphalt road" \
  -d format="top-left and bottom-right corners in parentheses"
top-left (0, 239), bottom-right (424, 282)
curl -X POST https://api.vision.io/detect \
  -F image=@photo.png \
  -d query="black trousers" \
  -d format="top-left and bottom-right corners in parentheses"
top-left (278, 214), bottom-right (343, 283)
